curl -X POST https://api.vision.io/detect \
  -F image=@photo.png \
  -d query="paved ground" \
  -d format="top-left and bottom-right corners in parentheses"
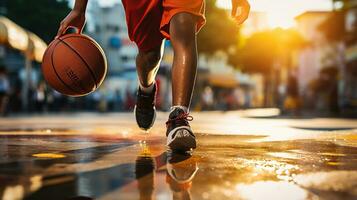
top-left (0, 110), bottom-right (357, 200)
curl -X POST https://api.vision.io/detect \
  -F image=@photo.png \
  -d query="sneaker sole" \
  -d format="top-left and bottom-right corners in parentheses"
top-left (134, 105), bottom-right (156, 131)
top-left (167, 127), bottom-right (196, 152)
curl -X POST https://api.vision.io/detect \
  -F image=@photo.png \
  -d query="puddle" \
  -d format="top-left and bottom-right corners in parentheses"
top-left (0, 128), bottom-right (71, 133)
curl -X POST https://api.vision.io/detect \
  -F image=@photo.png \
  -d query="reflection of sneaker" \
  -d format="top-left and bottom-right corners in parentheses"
top-left (135, 143), bottom-right (155, 199)
top-left (166, 153), bottom-right (198, 192)
top-left (166, 108), bottom-right (196, 152)
top-left (134, 83), bottom-right (157, 130)
top-left (67, 197), bottom-right (93, 200)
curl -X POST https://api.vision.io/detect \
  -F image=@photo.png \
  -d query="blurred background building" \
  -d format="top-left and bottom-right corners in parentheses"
top-left (342, 0), bottom-right (357, 115)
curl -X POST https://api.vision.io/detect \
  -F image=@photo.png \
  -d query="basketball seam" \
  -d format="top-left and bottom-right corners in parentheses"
top-left (62, 36), bottom-right (108, 82)
top-left (61, 36), bottom-right (108, 74)
top-left (61, 35), bottom-right (107, 86)
top-left (58, 38), bottom-right (99, 89)
top-left (51, 41), bottom-right (82, 94)
top-left (61, 35), bottom-right (106, 57)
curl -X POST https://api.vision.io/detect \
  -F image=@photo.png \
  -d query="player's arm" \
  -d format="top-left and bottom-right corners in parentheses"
top-left (231, 0), bottom-right (250, 25)
top-left (56, 0), bottom-right (88, 38)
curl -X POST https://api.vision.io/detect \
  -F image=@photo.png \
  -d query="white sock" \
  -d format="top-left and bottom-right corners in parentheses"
top-left (170, 105), bottom-right (189, 113)
top-left (139, 81), bottom-right (155, 94)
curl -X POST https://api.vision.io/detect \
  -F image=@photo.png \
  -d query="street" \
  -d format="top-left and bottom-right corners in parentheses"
top-left (0, 110), bottom-right (357, 200)
top-left (1, 0), bottom-right (356, 199)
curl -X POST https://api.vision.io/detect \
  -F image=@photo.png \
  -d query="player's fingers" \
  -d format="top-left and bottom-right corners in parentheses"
top-left (231, 0), bottom-right (239, 17)
top-left (76, 20), bottom-right (86, 34)
top-left (231, 4), bottom-right (237, 17)
top-left (233, 7), bottom-right (242, 18)
top-left (56, 27), bottom-right (63, 39)
top-left (56, 22), bottom-right (67, 39)
top-left (234, 9), bottom-right (249, 25)
top-left (237, 15), bottom-right (248, 25)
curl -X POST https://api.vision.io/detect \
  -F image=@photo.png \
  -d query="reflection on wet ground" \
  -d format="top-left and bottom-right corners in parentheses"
top-left (0, 113), bottom-right (356, 199)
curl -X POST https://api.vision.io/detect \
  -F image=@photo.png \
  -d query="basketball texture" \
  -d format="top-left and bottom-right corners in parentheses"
top-left (42, 33), bottom-right (107, 97)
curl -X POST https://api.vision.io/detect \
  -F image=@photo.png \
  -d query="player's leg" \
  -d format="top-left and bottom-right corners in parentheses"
top-left (136, 43), bottom-right (164, 88)
top-left (170, 13), bottom-right (198, 108)
top-left (135, 42), bottom-right (164, 130)
top-left (166, 13), bottom-right (198, 152)
top-left (121, 0), bottom-right (164, 130)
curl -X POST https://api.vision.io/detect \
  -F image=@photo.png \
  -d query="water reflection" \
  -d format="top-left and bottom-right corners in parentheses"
top-left (135, 144), bottom-right (199, 200)
top-left (166, 153), bottom-right (198, 200)
top-left (66, 196), bottom-right (93, 200)
top-left (135, 144), bottom-right (155, 200)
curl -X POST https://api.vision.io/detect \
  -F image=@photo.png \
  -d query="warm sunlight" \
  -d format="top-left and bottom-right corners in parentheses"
top-left (217, 0), bottom-right (333, 28)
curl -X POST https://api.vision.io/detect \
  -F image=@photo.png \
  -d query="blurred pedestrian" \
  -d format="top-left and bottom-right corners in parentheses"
top-left (201, 86), bottom-right (214, 110)
top-left (106, 89), bottom-right (115, 111)
top-left (0, 66), bottom-right (10, 116)
top-left (114, 89), bottom-right (123, 111)
top-left (284, 72), bottom-right (300, 115)
top-left (35, 82), bottom-right (47, 112)
top-left (226, 91), bottom-right (236, 110)
top-left (124, 88), bottom-right (135, 111)
top-left (98, 91), bottom-right (108, 112)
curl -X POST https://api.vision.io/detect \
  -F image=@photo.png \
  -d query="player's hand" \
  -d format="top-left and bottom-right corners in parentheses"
top-left (56, 10), bottom-right (86, 38)
top-left (231, 0), bottom-right (250, 25)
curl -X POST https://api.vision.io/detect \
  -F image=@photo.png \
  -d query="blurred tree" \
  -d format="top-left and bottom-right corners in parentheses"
top-left (238, 30), bottom-right (276, 106)
top-left (240, 29), bottom-right (305, 72)
top-left (197, 0), bottom-right (240, 54)
top-left (5, 0), bottom-right (71, 43)
top-left (319, 11), bottom-right (345, 42)
top-left (237, 28), bottom-right (305, 106)
top-left (319, 1), bottom-right (350, 114)
top-left (240, 31), bottom-right (275, 74)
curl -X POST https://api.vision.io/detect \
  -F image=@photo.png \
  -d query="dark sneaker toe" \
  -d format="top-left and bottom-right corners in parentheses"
top-left (134, 84), bottom-right (157, 130)
top-left (135, 106), bottom-right (156, 130)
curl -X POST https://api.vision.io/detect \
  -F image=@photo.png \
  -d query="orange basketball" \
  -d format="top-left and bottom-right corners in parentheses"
top-left (41, 33), bottom-right (107, 97)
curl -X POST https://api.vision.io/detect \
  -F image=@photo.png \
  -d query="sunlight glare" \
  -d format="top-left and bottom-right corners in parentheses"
top-left (217, 0), bottom-right (332, 28)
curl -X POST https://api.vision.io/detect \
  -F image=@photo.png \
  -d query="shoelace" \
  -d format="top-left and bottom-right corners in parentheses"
top-left (165, 113), bottom-right (193, 127)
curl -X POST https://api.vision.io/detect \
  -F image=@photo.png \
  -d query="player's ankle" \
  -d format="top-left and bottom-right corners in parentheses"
top-left (139, 81), bottom-right (155, 94)
top-left (170, 106), bottom-right (189, 114)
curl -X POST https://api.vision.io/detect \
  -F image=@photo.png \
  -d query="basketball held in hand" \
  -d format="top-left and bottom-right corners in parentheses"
top-left (41, 33), bottom-right (107, 97)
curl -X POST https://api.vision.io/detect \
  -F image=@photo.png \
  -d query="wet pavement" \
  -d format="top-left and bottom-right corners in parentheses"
top-left (0, 111), bottom-right (357, 200)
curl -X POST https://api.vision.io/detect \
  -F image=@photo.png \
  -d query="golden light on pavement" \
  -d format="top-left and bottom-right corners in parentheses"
top-left (2, 185), bottom-right (24, 200)
top-left (236, 157), bottom-right (300, 181)
top-left (235, 181), bottom-right (310, 200)
top-left (29, 175), bottom-right (42, 192)
top-left (294, 171), bottom-right (357, 195)
top-left (32, 153), bottom-right (66, 159)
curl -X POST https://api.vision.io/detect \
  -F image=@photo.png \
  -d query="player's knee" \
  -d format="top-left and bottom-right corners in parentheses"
top-left (138, 50), bottom-right (162, 68)
top-left (171, 13), bottom-right (196, 47)
top-left (145, 51), bottom-right (161, 67)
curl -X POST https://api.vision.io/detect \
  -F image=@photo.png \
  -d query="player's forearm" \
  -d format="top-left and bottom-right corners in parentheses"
top-left (73, 0), bottom-right (88, 13)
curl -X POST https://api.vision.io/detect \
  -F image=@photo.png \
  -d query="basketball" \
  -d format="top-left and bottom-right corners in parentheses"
top-left (41, 33), bottom-right (107, 97)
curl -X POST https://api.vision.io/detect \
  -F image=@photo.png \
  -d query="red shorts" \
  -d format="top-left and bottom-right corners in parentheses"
top-left (122, 0), bottom-right (206, 51)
